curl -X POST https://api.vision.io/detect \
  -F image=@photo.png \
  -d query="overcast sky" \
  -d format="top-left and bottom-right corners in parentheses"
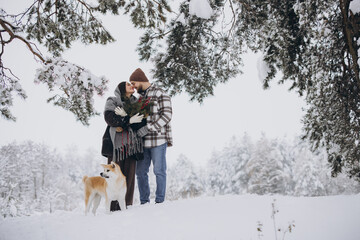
top-left (0, 0), bottom-right (306, 166)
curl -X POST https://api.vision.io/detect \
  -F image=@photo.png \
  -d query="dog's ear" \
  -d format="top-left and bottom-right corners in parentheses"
top-left (111, 162), bottom-right (115, 168)
top-left (101, 164), bottom-right (106, 168)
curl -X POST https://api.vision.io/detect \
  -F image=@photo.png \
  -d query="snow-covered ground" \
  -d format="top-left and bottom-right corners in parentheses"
top-left (0, 194), bottom-right (359, 240)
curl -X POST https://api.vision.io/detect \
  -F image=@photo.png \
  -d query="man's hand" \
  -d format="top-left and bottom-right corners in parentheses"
top-left (115, 107), bottom-right (127, 117)
top-left (129, 113), bottom-right (144, 124)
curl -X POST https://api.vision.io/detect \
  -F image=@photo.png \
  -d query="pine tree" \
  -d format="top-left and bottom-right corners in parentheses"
top-left (224, 134), bottom-right (253, 194)
top-left (293, 142), bottom-right (326, 196)
top-left (206, 150), bottom-right (226, 195)
top-left (272, 137), bottom-right (296, 195)
top-left (246, 134), bottom-right (289, 195)
top-left (2, 0), bottom-right (359, 179)
top-left (167, 154), bottom-right (204, 200)
top-left (213, 136), bottom-right (240, 194)
top-left (139, 0), bottom-right (360, 180)
top-left (0, 141), bottom-right (100, 217)
top-left (292, 138), bottom-right (360, 196)
top-left (0, 0), bottom-right (171, 124)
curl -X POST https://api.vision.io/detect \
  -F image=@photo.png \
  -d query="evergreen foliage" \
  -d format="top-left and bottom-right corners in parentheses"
top-left (202, 133), bottom-right (360, 197)
top-left (35, 57), bottom-right (109, 125)
top-left (122, 96), bottom-right (153, 117)
top-left (1, 136), bottom-right (360, 218)
top-left (0, 141), bottom-right (100, 217)
top-left (151, 2), bottom-right (241, 102)
top-left (167, 154), bottom-right (204, 199)
top-left (293, 141), bottom-right (327, 196)
top-left (0, 0), bottom-right (170, 124)
top-left (1, 0), bottom-right (359, 179)
top-left (138, 0), bottom-right (360, 180)
top-left (246, 135), bottom-right (289, 195)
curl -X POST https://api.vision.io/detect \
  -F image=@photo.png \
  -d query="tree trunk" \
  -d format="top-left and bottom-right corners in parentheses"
top-left (339, 0), bottom-right (360, 86)
top-left (34, 176), bottom-right (37, 200)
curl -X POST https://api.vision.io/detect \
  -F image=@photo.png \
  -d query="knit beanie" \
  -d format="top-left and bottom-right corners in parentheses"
top-left (129, 68), bottom-right (149, 82)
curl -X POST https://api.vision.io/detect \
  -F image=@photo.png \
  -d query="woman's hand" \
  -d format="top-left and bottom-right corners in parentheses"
top-left (115, 107), bottom-right (127, 117)
top-left (129, 113), bottom-right (144, 124)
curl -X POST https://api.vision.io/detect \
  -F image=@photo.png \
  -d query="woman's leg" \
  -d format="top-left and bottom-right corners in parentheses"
top-left (122, 158), bottom-right (136, 206)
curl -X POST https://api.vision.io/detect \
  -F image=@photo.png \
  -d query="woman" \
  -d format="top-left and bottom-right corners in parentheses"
top-left (101, 81), bottom-right (147, 211)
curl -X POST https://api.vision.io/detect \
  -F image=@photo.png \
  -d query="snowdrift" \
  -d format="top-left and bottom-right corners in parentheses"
top-left (0, 194), bottom-right (359, 240)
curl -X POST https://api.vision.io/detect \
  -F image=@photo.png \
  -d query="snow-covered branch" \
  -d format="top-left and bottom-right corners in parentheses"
top-left (35, 57), bottom-right (109, 125)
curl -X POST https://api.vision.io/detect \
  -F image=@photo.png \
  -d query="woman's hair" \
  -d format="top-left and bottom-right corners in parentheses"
top-left (118, 82), bottom-right (127, 100)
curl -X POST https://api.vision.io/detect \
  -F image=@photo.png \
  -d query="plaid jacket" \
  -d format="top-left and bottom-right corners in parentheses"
top-left (141, 84), bottom-right (173, 148)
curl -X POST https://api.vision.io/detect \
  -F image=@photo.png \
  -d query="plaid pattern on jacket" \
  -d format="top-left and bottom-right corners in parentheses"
top-left (141, 84), bottom-right (173, 148)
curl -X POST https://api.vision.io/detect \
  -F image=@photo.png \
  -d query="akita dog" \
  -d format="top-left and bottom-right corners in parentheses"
top-left (82, 161), bottom-right (127, 215)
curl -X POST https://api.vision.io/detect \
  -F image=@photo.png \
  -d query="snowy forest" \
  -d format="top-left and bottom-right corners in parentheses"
top-left (1, 2), bottom-right (360, 236)
top-left (1, 134), bottom-right (359, 218)
top-left (1, 0), bottom-right (359, 182)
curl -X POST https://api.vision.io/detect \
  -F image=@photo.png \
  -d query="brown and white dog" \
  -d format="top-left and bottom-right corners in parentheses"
top-left (82, 161), bottom-right (126, 215)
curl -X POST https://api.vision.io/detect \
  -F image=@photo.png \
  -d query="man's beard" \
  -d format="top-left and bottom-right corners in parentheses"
top-left (137, 85), bottom-right (145, 94)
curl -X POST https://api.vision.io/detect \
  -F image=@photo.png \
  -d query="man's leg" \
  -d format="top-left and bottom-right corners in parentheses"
top-left (152, 143), bottom-right (167, 203)
top-left (136, 148), bottom-right (151, 204)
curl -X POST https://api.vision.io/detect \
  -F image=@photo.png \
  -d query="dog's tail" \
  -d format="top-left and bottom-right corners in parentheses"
top-left (82, 176), bottom-right (88, 184)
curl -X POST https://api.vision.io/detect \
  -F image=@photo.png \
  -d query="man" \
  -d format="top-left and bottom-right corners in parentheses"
top-left (130, 68), bottom-right (173, 204)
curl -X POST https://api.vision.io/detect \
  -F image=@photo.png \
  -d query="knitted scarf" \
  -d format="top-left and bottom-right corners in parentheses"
top-left (104, 87), bottom-right (144, 162)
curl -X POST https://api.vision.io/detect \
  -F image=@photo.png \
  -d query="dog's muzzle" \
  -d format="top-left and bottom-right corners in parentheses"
top-left (100, 172), bottom-right (109, 178)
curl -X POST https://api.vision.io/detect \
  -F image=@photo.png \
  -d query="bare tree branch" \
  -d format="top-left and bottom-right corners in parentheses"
top-left (0, 18), bottom-right (45, 63)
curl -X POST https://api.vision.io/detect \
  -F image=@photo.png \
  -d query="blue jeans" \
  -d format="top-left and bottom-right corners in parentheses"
top-left (136, 143), bottom-right (167, 204)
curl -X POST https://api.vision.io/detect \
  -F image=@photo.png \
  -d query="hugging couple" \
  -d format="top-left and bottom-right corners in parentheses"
top-left (101, 68), bottom-right (173, 211)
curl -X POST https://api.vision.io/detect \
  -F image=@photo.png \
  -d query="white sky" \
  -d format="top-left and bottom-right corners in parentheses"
top-left (0, 0), bottom-right (305, 166)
